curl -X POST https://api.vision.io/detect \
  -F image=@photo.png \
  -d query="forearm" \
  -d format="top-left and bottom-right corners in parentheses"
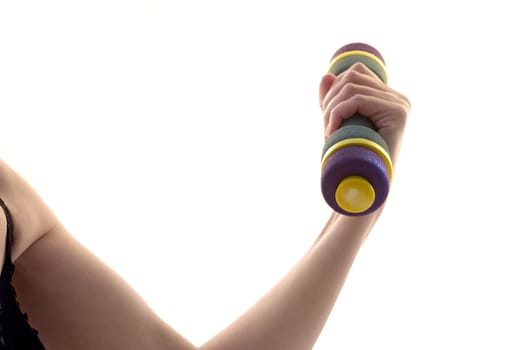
top-left (201, 212), bottom-right (379, 350)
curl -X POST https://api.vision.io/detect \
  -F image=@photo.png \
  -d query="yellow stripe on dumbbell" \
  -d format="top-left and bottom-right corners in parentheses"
top-left (320, 138), bottom-right (393, 181)
top-left (328, 50), bottom-right (388, 83)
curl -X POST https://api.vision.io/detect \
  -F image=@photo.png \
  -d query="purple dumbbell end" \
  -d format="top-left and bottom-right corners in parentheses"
top-left (330, 42), bottom-right (385, 64)
top-left (321, 146), bottom-right (390, 216)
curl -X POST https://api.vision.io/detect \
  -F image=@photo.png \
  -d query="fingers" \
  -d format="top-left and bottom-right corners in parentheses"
top-left (326, 93), bottom-right (408, 135)
top-left (318, 61), bottom-right (411, 167)
top-left (324, 84), bottom-right (398, 136)
top-left (319, 62), bottom-right (408, 138)
top-left (318, 73), bottom-right (336, 107)
top-left (321, 62), bottom-right (384, 110)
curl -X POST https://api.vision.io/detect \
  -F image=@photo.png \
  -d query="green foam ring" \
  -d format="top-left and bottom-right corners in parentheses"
top-left (322, 115), bottom-right (390, 158)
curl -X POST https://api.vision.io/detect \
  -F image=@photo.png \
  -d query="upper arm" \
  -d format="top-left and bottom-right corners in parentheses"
top-left (0, 160), bottom-right (197, 349)
top-left (13, 224), bottom-right (198, 350)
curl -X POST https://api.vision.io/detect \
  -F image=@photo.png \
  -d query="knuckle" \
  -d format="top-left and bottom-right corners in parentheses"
top-left (341, 82), bottom-right (358, 96)
top-left (329, 104), bottom-right (343, 123)
top-left (393, 103), bottom-right (409, 125)
top-left (344, 68), bottom-right (361, 81)
top-left (350, 93), bottom-right (367, 105)
top-left (350, 62), bottom-right (367, 72)
top-left (395, 90), bottom-right (411, 109)
top-left (403, 95), bottom-right (412, 110)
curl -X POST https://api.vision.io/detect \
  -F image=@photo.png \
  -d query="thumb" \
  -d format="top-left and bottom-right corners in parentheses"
top-left (318, 73), bottom-right (336, 109)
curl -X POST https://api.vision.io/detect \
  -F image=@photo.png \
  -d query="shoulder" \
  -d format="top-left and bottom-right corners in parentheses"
top-left (0, 160), bottom-right (58, 261)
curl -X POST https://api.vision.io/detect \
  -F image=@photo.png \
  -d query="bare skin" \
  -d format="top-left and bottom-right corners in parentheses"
top-left (1, 62), bottom-right (410, 349)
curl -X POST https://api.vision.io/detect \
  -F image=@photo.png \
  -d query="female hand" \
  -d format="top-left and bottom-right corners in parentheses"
top-left (319, 62), bottom-right (411, 168)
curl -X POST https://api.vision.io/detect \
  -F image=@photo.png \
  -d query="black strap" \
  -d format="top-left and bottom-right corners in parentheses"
top-left (0, 197), bottom-right (47, 349)
top-left (0, 197), bottom-right (14, 279)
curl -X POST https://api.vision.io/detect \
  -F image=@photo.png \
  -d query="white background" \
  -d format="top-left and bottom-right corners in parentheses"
top-left (1, 1), bottom-right (524, 348)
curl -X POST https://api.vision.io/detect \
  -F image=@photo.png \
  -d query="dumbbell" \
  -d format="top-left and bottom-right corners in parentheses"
top-left (321, 43), bottom-right (392, 216)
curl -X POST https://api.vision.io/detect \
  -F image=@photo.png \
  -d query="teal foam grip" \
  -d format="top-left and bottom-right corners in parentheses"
top-left (321, 115), bottom-right (390, 157)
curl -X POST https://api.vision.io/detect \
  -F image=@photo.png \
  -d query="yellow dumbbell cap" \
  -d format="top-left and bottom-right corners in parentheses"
top-left (335, 176), bottom-right (375, 214)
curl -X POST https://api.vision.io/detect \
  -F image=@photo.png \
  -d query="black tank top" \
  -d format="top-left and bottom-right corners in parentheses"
top-left (0, 198), bottom-right (46, 349)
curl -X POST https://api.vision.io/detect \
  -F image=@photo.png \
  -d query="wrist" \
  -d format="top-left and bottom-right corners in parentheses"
top-left (323, 210), bottom-right (381, 245)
